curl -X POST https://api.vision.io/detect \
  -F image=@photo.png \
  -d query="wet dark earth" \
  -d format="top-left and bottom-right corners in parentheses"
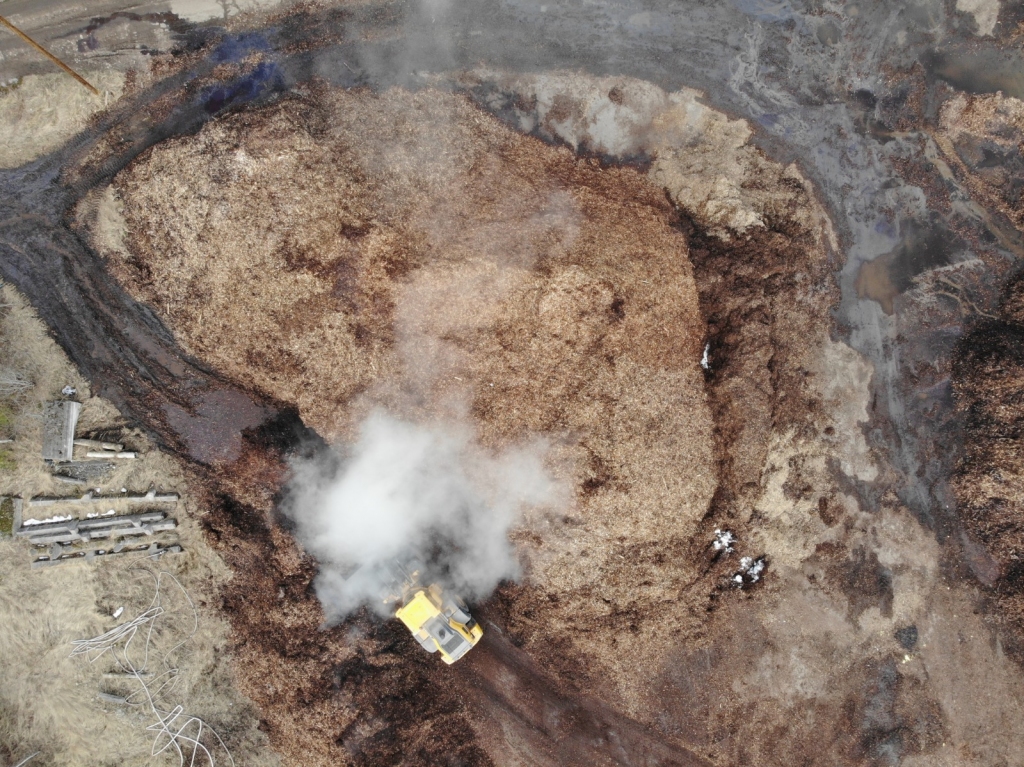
top-left (3, 0), bottom-right (1024, 765)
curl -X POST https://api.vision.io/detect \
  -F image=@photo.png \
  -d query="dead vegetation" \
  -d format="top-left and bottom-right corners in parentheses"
top-left (952, 269), bottom-right (1024, 645)
top-left (99, 83), bottom-right (716, 763)
top-left (0, 282), bottom-right (275, 767)
top-left (67, 70), bottom-right (1024, 767)
top-left (0, 71), bottom-right (124, 168)
top-left (93, 76), bottom-right (1013, 767)
top-left (938, 92), bottom-right (1024, 234)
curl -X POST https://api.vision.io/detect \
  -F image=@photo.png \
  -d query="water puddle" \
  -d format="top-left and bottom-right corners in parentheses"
top-left (923, 48), bottom-right (1024, 101)
top-left (856, 221), bottom-right (960, 314)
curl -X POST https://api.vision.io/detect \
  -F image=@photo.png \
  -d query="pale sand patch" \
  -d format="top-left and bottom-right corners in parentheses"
top-left (956, 0), bottom-right (1000, 36)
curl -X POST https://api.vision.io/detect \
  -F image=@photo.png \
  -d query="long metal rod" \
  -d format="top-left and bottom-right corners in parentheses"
top-left (0, 14), bottom-right (99, 95)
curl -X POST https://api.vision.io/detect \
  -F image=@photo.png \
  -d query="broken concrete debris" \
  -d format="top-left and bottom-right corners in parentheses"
top-left (41, 400), bottom-right (80, 461)
top-left (42, 400), bottom-right (137, 492)
top-left (53, 474), bottom-right (88, 486)
top-left (53, 460), bottom-right (115, 482)
top-left (14, 510), bottom-right (176, 545)
top-left (12, 489), bottom-right (181, 567)
top-left (26, 488), bottom-right (178, 507)
top-left (31, 541), bottom-right (182, 567)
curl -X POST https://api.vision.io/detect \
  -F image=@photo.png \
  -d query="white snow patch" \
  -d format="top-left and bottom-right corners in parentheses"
top-left (22, 514), bottom-right (74, 526)
top-left (713, 528), bottom-right (736, 553)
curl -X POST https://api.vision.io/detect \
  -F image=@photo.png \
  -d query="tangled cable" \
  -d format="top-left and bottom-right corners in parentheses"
top-left (69, 569), bottom-right (235, 767)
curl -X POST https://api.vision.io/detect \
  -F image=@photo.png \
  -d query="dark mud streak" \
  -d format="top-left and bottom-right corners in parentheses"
top-left (0, 45), bottom-right (299, 461)
top-left (461, 620), bottom-right (714, 767)
top-left (0, 177), bottom-right (268, 460)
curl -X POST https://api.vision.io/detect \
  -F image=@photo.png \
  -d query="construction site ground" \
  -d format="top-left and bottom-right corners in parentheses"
top-left (2, 1), bottom-right (1024, 766)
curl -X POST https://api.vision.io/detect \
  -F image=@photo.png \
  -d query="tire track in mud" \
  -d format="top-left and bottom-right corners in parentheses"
top-left (459, 621), bottom-right (713, 767)
top-left (0, 56), bottom-right (280, 462)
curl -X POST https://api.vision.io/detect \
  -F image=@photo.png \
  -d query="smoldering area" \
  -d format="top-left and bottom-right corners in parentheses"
top-left (282, 410), bottom-right (563, 622)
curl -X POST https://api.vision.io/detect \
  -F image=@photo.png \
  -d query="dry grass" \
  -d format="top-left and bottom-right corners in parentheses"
top-left (0, 284), bottom-right (177, 503)
top-left (0, 71), bottom-right (125, 168)
top-left (0, 285), bottom-right (277, 767)
top-left (939, 92), bottom-right (1024, 232)
top-left (0, 283), bottom-right (91, 499)
top-left (0, 528), bottom-right (276, 767)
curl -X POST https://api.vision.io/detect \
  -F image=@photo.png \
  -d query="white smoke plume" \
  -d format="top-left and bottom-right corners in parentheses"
top-left (285, 409), bottom-right (561, 623)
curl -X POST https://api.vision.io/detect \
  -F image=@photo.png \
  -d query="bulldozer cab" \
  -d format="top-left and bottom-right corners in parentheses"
top-left (394, 582), bottom-right (483, 664)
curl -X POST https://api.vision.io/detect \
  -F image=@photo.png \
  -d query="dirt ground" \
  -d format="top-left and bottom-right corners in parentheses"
top-left (4, 1), bottom-right (1024, 766)
top-left (95, 83), bottom-right (716, 763)
top-left (66, 73), bottom-right (1024, 767)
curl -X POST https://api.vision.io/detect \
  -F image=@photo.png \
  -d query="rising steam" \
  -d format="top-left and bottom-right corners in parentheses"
top-left (285, 410), bottom-right (560, 623)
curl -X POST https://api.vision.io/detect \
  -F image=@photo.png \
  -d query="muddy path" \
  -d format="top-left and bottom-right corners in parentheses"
top-left (458, 621), bottom-right (713, 767)
top-left (2, 0), bottom-right (1018, 521)
top-left (0, 53), bottom-right (276, 461)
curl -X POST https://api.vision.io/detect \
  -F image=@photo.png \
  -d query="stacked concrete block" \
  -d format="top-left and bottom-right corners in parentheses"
top-left (13, 489), bottom-right (182, 567)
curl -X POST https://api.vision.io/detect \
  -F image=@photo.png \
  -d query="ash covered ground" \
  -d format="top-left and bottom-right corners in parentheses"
top-left (3, 1), bottom-right (1024, 766)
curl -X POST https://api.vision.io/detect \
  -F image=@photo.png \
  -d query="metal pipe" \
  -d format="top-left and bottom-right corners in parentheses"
top-left (0, 14), bottom-right (99, 95)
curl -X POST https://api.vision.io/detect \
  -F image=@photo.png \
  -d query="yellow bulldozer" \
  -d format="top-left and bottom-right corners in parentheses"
top-left (385, 562), bottom-right (483, 664)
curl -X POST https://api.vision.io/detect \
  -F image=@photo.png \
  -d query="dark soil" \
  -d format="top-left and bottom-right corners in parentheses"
top-left (952, 269), bottom-right (1024, 655)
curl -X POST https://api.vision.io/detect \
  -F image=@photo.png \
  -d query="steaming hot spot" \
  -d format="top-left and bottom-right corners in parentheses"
top-left (285, 411), bottom-right (561, 622)
top-left (6, 1), bottom-right (1024, 764)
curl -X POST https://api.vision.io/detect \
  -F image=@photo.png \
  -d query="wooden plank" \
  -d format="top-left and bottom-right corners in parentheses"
top-left (73, 439), bottom-right (124, 452)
